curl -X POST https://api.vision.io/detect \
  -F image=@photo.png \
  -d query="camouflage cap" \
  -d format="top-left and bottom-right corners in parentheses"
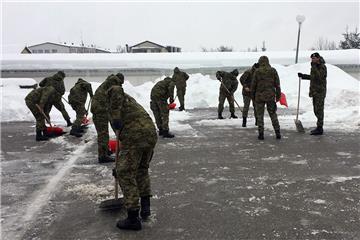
top-left (116, 73), bottom-right (125, 84)
top-left (57, 71), bottom-right (66, 78)
top-left (310, 52), bottom-right (320, 58)
top-left (174, 67), bottom-right (180, 73)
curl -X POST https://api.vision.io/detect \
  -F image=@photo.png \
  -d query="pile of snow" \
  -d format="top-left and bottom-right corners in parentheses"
top-left (2, 49), bottom-right (359, 70)
top-left (1, 62), bottom-right (359, 131)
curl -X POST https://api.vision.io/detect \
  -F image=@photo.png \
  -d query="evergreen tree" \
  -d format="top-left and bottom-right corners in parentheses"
top-left (339, 27), bottom-right (360, 49)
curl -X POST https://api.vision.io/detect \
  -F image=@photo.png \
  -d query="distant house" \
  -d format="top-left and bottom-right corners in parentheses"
top-left (126, 40), bottom-right (181, 53)
top-left (21, 42), bottom-right (111, 54)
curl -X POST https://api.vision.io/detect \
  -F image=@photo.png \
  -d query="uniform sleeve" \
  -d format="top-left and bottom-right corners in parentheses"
top-left (108, 87), bottom-right (125, 120)
top-left (168, 81), bottom-right (175, 101)
top-left (230, 77), bottom-right (239, 94)
top-left (302, 74), bottom-right (311, 80)
top-left (250, 72), bottom-right (258, 99)
top-left (274, 70), bottom-right (281, 100)
top-left (39, 87), bottom-right (55, 108)
top-left (86, 83), bottom-right (94, 97)
top-left (240, 71), bottom-right (250, 86)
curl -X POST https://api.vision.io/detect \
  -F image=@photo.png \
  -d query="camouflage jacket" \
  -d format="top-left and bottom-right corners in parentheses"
top-left (107, 86), bottom-right (157, 148)
top-left (239, 65), bottom-right (256, 97)
top-left (218, 71), bottom-right (239, 95)
top-left (251, 56), bottom-right (281, 102)
top-left (25, 86), bottom-right (56, 108)
top-left (91, 75), bottom-right (123, 114)
top-left (172, 69), bottom-right (189, 89)
top-left (68, 78), bottom-right (93, 106)
top-left (150, 77), bottom-right (175, 101)
top-left (302, 57), bottom-right (327, 97)
top-left (39, 72), bottom-right (65, 95)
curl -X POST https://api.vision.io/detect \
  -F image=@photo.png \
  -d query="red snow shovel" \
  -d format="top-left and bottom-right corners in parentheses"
top-left (36, 104), bottom-right (64, 136)
top-left (99, 130), bottom-right (124, 210)
top-left (168, 102), bottom-right (177, 110)
top-left (108, 139), bottom-right (117, 154)
top-left (278, 92), bottom-right (288, 108)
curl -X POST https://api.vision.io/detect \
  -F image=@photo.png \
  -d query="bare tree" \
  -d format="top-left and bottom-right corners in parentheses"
top-left (217, 45), bottom-right (233, 52)
top-left (312, 37), bottom-right (337, 50)
top-left (116, 45), bottom-right (126, 53)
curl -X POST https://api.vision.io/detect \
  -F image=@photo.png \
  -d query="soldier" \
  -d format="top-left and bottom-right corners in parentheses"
top-left (298, 52), bottom-right (327, 135)
top-left (172, 67), bottom-right (189, 111)
top-left (150, 77), bottom-right (176, 138)
top-left (25, 85), bottom-right (56, 141)
top-left (40, 71), bottom-right (72, 127)
top-left (251, 56), bottom-right (281, 140)
top-left (240, 63), bottom-right (259, 127)
top-left (216, 69), bottom-right (239, 119)
top-left (91, 73), bottom-right (124, 163)
top-left (107, 85), bottom-right (157, 231)
top-left (68, 78), bottom-right (93, 137)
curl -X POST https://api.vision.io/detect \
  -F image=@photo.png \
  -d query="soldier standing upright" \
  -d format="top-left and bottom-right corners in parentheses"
top-left (240, 63), bottom-right (259, 127)
top-left (107, 85), bottom-right (157, 231)
top-left (216, 69), bottom-right (239, 119)
top-left (68, 78), bottom-right (93, 137)
top-left (150, 77), bottom-right (176, 138)
top-left (40, 71), bottom-right (72, 127)
top-left (25, 85), bottom-right (56, 141)
top-left (172, 67), bottom-right (189, 111)
top-left (298, 52), bottom-right (327, 135)
top-left (91, 73), bottom-right (124, 163)
top-left (251, 56), bottom-right (281, 140)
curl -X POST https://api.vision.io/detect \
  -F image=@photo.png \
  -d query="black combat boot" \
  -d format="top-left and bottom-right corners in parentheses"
top-left (140, 196), bottom-right (151, 220)
top-left (218, 113), bottom-right (224, 119)
top-left (179, 106), bottom-right (185, 111)
top-left (116, 209), bottom-right (142, 231)
top-left (66, 119), bottom-right (73, 127)
top-left (258, 131), bottom-right (264, 140)
top-left (36, 130), bottom-right (49, 141)
top-left (310, 126), bottom-right (323, 135)
top-left (158, 129), bottom-right (164, 136)
top-left (98, 155), bottom-right (115, 164)
top-left (70, 127), bottom-right (83, 138)
top-left (275, 130), bottom-right (281, 139)
top-left (242, 117), bottom-right (247, 127)
top-left (43, 129), bottom-right (55, 138)
top-left (162, 130), bottom-right (175, 138)
top-left (230, 113), bottom-right (238, 119)
top-left (255, 118), bottom-right (258, 126)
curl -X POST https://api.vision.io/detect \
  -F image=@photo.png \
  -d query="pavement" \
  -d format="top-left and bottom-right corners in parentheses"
top-left (1, 108), bottom-right (360, 240)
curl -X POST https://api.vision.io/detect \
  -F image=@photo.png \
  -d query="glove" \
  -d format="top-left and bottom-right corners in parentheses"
top-left (112, 119), bottom-right (124, 131)
top-left (169, 98), bottom-right (174, 104)
top-left (276, 95), bottom-right (281, 102)
top-left (309, 92), bottom-right (313, 98)
top-left (297, 73), bottom-right (303, 78)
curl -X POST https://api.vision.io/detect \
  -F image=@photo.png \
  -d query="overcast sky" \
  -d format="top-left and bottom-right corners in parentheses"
top-left (2, 1), bottom-right (359, 53)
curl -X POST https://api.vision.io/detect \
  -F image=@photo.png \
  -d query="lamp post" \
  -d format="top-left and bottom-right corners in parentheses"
top-left (295, 15), bottom-right (305, 64)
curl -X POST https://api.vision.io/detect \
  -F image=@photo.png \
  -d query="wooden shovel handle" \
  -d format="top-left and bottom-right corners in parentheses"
top-left (36, 104), bottom-right (52, 127)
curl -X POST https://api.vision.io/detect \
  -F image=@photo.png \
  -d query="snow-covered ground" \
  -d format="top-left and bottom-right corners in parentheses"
top-left (1, 61), bottom-right (359, 132)
top-left (2, 49), bottom-right (359, 70)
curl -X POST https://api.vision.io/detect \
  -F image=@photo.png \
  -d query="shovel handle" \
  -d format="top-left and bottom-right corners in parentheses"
top-left (36, 104), bottom-right (52, 127)
top-left (219, 79), bottom-right (243, 113)
top-left (295, 77), bottom-right (302, 121)
top-left (61, 96), bottom-right (69, 104)
top-left (85, 98), bottom-right (92, 117)
top-left (114, 130), bottom-right (121, 200)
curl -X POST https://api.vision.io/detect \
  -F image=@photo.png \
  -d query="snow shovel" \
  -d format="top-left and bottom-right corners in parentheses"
top-left (219, 79), bottom-right (243, 113)
top-left (82, 98), bottom-right (92, 126)
top-left (99, 130), bottom-right (124, 210)
top-left (294, 77), bottom-right (305, 133)
top-left (36, 104), bottom-right (65, 136)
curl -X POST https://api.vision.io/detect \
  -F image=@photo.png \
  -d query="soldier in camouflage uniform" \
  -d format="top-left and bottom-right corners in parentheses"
top-left (216, 69), bottom-right (239, 119)
top-left (91, 73), bottom-right (124, 163)
top-left (150, 77), bottom-right (176, 138)
top-left (68, 78), bottom-right (93, 137)
top-left (25, 85), bottom-right (56, 141)
top-left (172, 67), bottom-right (189, 111)
top-left (298, 52), bottom-right (327, 135)
top-left (240, 63), bottom-right (259, 127)
top-left (251, 56), bottom-right (281, 140)
top-left (40, 71), bottom-right (72, 127)
top-left (107, 85), bottom-right (157, 231)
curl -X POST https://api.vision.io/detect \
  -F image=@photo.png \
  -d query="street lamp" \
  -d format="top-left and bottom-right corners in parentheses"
top-left (295, 15), bottom-right (305, 64)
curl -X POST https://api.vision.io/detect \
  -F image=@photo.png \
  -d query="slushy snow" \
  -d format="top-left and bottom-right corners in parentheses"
top-left (1, 62), bottom-right (359, 131)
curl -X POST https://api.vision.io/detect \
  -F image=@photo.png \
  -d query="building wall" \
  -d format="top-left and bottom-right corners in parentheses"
top-left (29, 43), bottom-right (70, 53)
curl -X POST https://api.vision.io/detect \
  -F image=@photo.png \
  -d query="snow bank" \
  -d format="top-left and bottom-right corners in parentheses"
top-left (2, 49), bottom-right (359, 70)
top-left (1, 62), bottom-right (359, 131)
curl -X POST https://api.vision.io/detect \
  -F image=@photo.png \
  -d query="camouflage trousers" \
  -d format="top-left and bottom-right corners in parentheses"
top-left (93, 112), bottom-right (112, 158)
top-left (116, 147), bottom-right (154, 210)
top-left (177, 87), bottom-right (186, 109)
top-left (312, 95), bottom-right (325, 127)
top-left (44, 100), bottom-right (71, 123)
top-left (255, 101), bottom-right (280, 132)
top-left (70, 103), bottom-right (86, 128)
top-left (25, 100), bottom-right (46, 131)
top-left (242, 95), bottom-right (256, 118)
top-left (218, 92), bottom-right (235, 114)
top-left (150, 99), bottom-right (169, 131)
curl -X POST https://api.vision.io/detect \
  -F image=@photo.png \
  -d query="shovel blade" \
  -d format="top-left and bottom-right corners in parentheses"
top-left (294, 119), bottom-right (305, 133)
top-left (99, 198), bottom-right (124, 210)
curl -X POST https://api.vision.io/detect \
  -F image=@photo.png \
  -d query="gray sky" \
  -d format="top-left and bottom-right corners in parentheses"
top-left (2, 1), bottom-right (359, 53)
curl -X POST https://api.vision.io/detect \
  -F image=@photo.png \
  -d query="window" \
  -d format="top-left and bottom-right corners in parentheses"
top-left (32, 50), bottom-right (37, 53)
top-left (52, 49), bottom-right (57, 53)
top-left (45, 50), bottom-right (50, 53)
top-left (38, 49), bottom-right (43, 53)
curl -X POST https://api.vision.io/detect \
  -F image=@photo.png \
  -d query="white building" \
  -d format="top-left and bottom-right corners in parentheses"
top-left (127, 40), bottom-right (181, 53)
top-left (21, 42), bottom-right (111, 54)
